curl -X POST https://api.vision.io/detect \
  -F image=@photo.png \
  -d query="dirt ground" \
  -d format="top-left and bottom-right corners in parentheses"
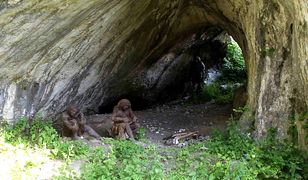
top-left (135, 101), bottom-right (233, 145)
top-left (87, 100), bottom-right (233, 146)
top-left (63, 101), bottom-right (234, 176)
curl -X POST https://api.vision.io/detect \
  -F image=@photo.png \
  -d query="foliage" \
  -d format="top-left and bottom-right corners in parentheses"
top-left (190, 82), bottom-right (234, 105)
top-left (1, 116), bottom-right (89, 160)
top-left (165, 122), bottom-right (307, 179)
top-left (189, 40), bottom-right (246, 105)
top-left (135, 127), bottom-right (146, 140)
top-left (1, 117), bottom-right (307, 179)
top-left (78, 123), bottom-right (307, 180)
top-left (0, 136), bottom-right (61, 179)
top-left (219, 40), bottom-right (246, 83)
top-left (80, 139), bottom-right (164, 180)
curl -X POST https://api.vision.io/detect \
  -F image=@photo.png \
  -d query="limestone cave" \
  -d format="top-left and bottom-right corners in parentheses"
top-left (0, 0), bottom-right (307, 179)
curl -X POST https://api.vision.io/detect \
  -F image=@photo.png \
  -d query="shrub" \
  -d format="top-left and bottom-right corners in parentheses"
top-left (219, 40), bottom-right (246, 83)
top-left (189, 40), bottom-right (246, 105)
top-left (190, 83), bottom-right (234, 104)
top-left (1, 116), bottom-right (89, 160)
top-left (2, 116), bottom-right (307, 179)
top-left (80, 139), bottom-right (164, 180)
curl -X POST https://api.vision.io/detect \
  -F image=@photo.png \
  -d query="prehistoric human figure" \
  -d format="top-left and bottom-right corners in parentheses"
top-left (62, 105), bottom-right (101, 140)
top-left (111, 99), bottom-right (140, 140)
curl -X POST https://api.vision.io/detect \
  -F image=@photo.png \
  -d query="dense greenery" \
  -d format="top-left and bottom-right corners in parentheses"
top-left (1, 116), bottom-right (306, 179)
top-left (190, 82), bottom-right (234, 104)
top-left (219, 39), bottom-right (247, 83)
top-left (1, 117), bottom-right (90, 160)
top-left (80, 139), bottom-right (164, 179)
top-left (190, 39), bottom-right (246, 105)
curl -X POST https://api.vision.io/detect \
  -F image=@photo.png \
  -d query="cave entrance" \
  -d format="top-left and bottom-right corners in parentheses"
top-left (131, 27), bottom-right (248, 144)
top-left (97, 27), bottom-right (248, 144)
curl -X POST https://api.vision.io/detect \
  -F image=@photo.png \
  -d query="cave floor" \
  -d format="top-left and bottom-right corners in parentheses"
top-left (135, 101), bottom-right (233, 145)
top-left (87, 101), bottom-right (233, 146)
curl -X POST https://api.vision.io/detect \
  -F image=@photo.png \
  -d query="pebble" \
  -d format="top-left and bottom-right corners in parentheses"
top-left (178, 128), bottom-right (185, 132)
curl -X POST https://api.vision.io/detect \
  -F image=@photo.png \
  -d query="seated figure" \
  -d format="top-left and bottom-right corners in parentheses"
top-left (111, 99), bottom-right (140, 140)
top-left (62, 105), bottom-right (101, 140)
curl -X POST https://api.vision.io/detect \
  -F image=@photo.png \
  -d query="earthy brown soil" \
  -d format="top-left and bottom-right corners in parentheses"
top-left (87, 101), bottom-right (233, 145)
top-left (135, 101), bottom-right (233, 144)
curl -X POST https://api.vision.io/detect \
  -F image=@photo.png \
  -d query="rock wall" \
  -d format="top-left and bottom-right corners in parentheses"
top-left (0, 0), bottom-right (307, 148)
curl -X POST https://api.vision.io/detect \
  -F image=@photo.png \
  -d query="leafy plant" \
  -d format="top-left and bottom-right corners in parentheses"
top-left (135, 127), bottom-right (146, 140)
top-left (2, 116), bottom-right (89, 160)
top-left (80, 139), bottom-right (164, 180)
top-left (2, 116), bottom-right (307, 179)
top-left (219, 40), bottom-right (246, 83)
top-left (190, 82), bottom-right (234, 105)
top-left (188, 39), bottom-right (246, 106)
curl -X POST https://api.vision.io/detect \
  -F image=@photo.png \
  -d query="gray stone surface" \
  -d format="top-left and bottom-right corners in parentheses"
top-left (0, 0), bottom-right (307, 149)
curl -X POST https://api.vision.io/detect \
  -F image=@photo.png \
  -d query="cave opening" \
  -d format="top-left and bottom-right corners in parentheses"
top-left (97, 26), bottom-right (248, 142)
top-left (98, 27), bottom-right (247, 116)
top-left (138, 27), bottom-right (248, 142)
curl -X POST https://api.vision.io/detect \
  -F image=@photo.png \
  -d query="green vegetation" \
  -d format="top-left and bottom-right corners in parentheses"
top-left (190, 39), bottom-right (246, 105)
top-left (135, 127), bottom-right (146, 140)
top-left (2, 117), bottom-right (90, 160)
top-left (1, 116), bottom-right (307, 179)
top-left (0, 136), bottom-right (58, 179)
top-left (219, 39), bottom-right (246, 83)
top-left (80, 139), bottom-right (164, 180)
top-left (190, 82), bottom-right (234, 104)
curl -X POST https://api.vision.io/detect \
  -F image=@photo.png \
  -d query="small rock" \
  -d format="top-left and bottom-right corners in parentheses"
top-left (178, 129), bottom-right (185, 133)
top-left (178, 141), bottom-right (188, 147)
top-left (183, 96), bottom-right (190, 100)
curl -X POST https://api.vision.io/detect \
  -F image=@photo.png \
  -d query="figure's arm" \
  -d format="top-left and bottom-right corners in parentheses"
top-left (132, 114), bottom-right (137, 122)
top-left (112, 115), bottom-right (129, 123)
top-left (63, 116), bottom-right (79, 131)
top-left (112, 108), bottom-right (129, 123)
top-left (78, 113), bottom-right (87, 125)
top-left (129, 110), bottom-right (137, 122)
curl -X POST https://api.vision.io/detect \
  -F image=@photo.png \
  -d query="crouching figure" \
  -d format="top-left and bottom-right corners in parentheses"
top-left (111, 99), bottom-right (140, 140)
top-left (62, 105), bottom-right (101, 140)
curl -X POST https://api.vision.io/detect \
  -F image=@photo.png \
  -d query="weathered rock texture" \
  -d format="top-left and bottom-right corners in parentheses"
top-left (0, 0), bottom-right (307, 148)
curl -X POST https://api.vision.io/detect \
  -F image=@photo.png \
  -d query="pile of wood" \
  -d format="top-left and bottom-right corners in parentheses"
top-left (164, 131), bottom-right (198, 145)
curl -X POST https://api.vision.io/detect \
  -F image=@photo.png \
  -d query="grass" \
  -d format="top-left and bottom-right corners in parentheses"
top-left (189, 82), bottom-right (234, 105)
top-left (189, 39), bottom-right (247, 105)
top-left (0, 136), bottom-right (62, 179)
top-left (0, 117), bottom-right (307, 179)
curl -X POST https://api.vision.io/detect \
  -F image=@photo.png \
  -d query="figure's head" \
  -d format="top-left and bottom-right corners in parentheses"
top-left (117, 99), bottom-right (131, 111)
top-left (66, 105), bottom-right (80, 117)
